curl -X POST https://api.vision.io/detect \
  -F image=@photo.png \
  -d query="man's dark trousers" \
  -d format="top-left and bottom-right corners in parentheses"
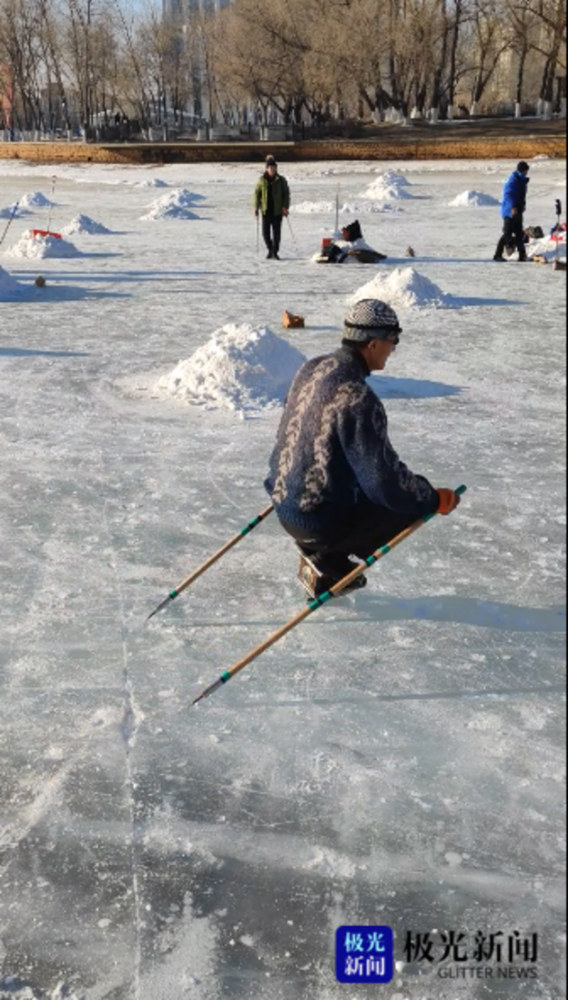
top-left (495, 214), bottom-right (527, 260)
top-left (279, 498), bottom-right (419, 562)
top-left (262, 214), bottom-right (283, 255)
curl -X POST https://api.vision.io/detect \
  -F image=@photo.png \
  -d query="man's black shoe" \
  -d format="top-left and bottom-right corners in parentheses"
top-left (493, 255), bottom-right (505, 261)
top-left (266, 250), bottom-right (273, 259)
top-left (273, 252), bottom-right (280, 260)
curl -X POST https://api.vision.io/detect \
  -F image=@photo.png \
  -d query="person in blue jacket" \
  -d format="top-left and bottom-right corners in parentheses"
top-left (494, 161), bottom-right (530, 261)
top-left (265, 299), bottom-right (461, 598)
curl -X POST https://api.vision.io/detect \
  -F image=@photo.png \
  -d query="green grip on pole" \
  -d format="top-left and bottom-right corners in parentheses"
top-left (241, 514), bottom-right (264, 535)
top-left (308, 590), bottom-right (334, 611)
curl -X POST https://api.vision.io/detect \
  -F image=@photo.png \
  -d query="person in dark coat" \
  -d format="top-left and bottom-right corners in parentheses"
top-left (494, 161), bottom-right (530, 261)
top-left (253, 154), bottom-right (290, 259)
top-left (265, 299), bottom-right (461, 598)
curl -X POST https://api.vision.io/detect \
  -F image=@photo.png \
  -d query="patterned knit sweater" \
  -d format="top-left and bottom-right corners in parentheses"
top-left (265, 345), bottom-right (439, 533)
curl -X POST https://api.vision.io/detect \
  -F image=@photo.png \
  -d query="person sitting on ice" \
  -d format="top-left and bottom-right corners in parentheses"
top-left (264, 299), bottom-right (460, 599)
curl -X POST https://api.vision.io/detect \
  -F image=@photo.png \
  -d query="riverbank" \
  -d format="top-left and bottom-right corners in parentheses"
top-left (0, 119), bottom-right (565, 165)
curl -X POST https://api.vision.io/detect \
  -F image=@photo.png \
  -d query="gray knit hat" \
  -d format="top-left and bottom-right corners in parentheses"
top-left (343, 299), bottom-right (402, 342)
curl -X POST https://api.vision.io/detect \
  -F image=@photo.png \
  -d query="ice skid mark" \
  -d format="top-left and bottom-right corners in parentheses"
top-left (121, 673), bottom-right (144, 750)
top-left (0, 697), bottom-right (124, 874)
top-left (101, 500), bottom-right (142, 1000)
top-left (302, 846), bottom-right (358, 878)
top-left (138, 892), bottom-right (218, 998)
top-left (0, 758), bottom-right (75, 855)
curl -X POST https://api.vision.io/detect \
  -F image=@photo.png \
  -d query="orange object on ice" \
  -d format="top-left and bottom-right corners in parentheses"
top-left (282, 311), bottom-right (305, 329)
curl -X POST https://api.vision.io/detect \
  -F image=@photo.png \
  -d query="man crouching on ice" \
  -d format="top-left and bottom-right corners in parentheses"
top-left (264, 299), bottom-right (460, 599)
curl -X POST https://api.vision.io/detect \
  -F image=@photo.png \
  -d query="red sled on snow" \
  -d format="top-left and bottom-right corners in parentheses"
top-left (30, 229), bottom-right (62, 240)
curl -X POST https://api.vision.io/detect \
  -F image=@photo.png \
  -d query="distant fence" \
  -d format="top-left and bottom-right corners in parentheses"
top-left (0, 120), bottom-right (372, 144)
top-left (1, 109), bottom-right (565, 147)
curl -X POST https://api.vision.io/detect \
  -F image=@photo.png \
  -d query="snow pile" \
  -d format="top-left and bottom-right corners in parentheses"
top-left (155, 323), bottom-right (307, 411)
top-left (5, 230), bottom-right (82, 259)
top-left (0, 264), bottom-right (26, 301)
top-left (340, 200), bottom-right (401, 214)
top-left (361, 171), bottom-right (415, 201)
top-left (293, 200), bottom-right (399, 215)
top-left (141, 188), bottom-right (201, 220)
top-left (134, 178), bottom-right (169, 188)
top-left (348, 266), bottom-right (450, 309)
top-left (449, 190), bottom-right (500, 207)
top-left (61, 214), bottom-right (112, 236)
top-left (0, 203), bottom-right (31, 219)
top-left (374, 170), bottom-right (410, 187)
top-left (19, 191), bottom-right (52, 209)
top-left (293, 201), bottom-right (338, 214)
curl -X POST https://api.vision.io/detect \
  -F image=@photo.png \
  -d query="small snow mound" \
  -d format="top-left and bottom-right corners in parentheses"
top-left (61, 214), bottom-right (112, 236)
top-left (340, 200), bottom-right (401, 214)
top-left (5, 231), bottom-right (82, 259)
top-left (141, 204), bottom-right (199, 221)
top-left (155, 323), bottom-right (307, 411)
top-left (294, 200), bottom-right (400, 215)
top-left (0, 203), bottom-right (31, 219)
top-left (293, 201), bottom-right (336, 214)
top-left (141, 188), bottom-right (202, 220)
top-left (374, 170), bottom-right (410, 186)
top-left (151, 188), bottom-right (201, 208)
top-left (349, 266), bottom-right (449, 309)
top-left (19, 191), bottom-right (52, 209)
top-left (449, 190), bottom-right (499, 207)
top-left (361, 172), bottom-right (415, 201)
top-left (134, 178), bottom-right (169, 188)
top-left (0, 265), bottom-right (26, 301)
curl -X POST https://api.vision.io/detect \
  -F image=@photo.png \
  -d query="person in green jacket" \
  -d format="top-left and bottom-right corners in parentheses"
top-left (253, 154), bottom-right (291, 259)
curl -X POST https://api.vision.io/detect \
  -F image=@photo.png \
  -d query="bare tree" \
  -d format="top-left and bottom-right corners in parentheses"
top-left (467, 0), bottom-right (510, 111)
top-left (531, 0), bottom-right (566, 112)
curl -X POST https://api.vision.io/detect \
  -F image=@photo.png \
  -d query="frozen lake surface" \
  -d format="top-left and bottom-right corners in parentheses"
top-left (0, 156), bottom-right (566, 1000)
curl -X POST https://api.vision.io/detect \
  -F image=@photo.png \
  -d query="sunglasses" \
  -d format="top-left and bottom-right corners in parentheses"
top-left (383, 331), bottom-right (400, 346)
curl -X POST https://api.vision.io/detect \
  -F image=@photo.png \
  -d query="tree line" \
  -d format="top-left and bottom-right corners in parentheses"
top-left (0, 0), bottom-right (565, 136)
